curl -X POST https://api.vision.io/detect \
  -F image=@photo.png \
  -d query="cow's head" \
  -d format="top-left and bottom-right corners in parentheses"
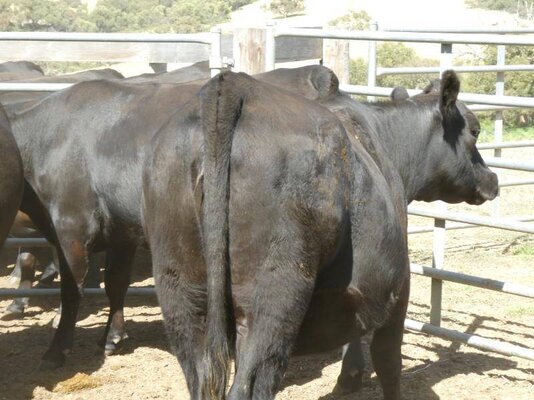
top-left (412, 71), bottom-right (498, 205)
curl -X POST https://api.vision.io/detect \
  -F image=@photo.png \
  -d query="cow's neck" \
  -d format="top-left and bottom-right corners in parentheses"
top-left (346, 98), bottom-right (437, 203)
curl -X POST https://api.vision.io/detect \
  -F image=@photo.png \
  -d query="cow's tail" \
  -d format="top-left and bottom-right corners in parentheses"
top-left (199, 71), bottom-right (244, 399)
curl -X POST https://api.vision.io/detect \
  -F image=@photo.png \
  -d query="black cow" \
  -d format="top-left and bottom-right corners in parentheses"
top-left (142, 71), bottom-right (411, 399)
top-left (0, 61), bottom-right (44, 81)
top-left (10, 63), bottom-right (497, 385)
top-left (0, 105), bottom-right (23, 247)
top-left (10, 79), bottom-right (203, 368)
top-left (125, 60), bottom-right (211, 83)
top-left (0, 68), bottom-right (125, 320)
top-left (0, 68), bottom-right (124, 117)
top-left (257, 65), bottom-right (497, 393)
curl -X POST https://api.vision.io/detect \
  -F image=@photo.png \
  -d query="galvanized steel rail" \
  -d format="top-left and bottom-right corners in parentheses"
top-left (274, 28), bottom-right (534, 46)
top-left (377, 64), bottom-right (534, 76)
top-left (0, 31), bottom-right (212, 44)
top-left (405, 319), bottom-right (534, 361)
top-left (407, 206), bottom-right (534, 234)
top-left (410, 264), bottom-right (534, 298)
top-left (0, 287), bottom-right (156, 298)
top-left (340, 84), bottom-right (534, 108)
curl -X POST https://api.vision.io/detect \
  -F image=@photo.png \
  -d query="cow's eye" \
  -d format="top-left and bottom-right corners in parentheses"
top-left (470, 128), bottom-right (480, 138)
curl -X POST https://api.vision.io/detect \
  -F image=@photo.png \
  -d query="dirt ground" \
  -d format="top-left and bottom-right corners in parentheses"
top-left (0, 148), bottom-right (533, 399)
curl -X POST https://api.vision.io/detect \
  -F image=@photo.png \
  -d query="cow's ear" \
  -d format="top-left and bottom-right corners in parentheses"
top-left (390, 87), bottom-right (409, 101)
top-left (311, 66), bottom-right (339, 98)
top-left (423, 78), bottom-right (441, 94)
top-left (439, 70), bottom-right (460, 112)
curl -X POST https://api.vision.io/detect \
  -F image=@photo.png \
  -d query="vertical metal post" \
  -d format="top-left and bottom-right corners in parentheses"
top-left (265, 21), bottom-right (276, 71)
top-left (209, 26), bottom-right (222, 77)
top-left (430, 42), bottom-right (453, 326)
top-left (492, 44), bottom-right (505, 216)
top-left (367, 21), bottom-right (378, 102)
top-left (439, 43), bottom-right (453, 72)
top-left (430, 218), bottom-right (446, 326)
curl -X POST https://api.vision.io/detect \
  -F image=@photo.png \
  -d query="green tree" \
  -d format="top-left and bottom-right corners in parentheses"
top-left (461, 45), bottom-right (534, 127)
top-left (0, 0), bottom-right (88, 31)
top-left (167, 0), bottom-right (231, 33)
top-left (269, 0), bottom-right (305, 18)
top-left (349, 43), bottom-right (439, 96)
top-left (329, 10), bottom-right (371, 30)
top-left (465, 0), bottom-right (533, 20)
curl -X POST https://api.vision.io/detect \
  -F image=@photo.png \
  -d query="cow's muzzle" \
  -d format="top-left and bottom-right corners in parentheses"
top-left (470, 170), bottom-right (498, 205)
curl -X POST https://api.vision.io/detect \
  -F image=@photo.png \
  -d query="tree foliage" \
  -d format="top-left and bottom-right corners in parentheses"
top-left (350, 42), bottom-right (438, 90)
top-left (461, 45), bottom-right (534, 126)
top-left (0, 0), bottom-right (88, 31)
top-left (350, 42), bottom-right (533, 127)
top-left (269, 0), bottom-right (305, 18)
top-left (0, 0), bottom-right (255, 33)
top-left (465, 0), bottom-right (533, 20)
top-left (329, 10), bottom-right (371, 30)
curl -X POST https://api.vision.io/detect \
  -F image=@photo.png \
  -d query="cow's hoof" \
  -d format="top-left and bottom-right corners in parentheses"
top-left (332, 372), bottom-right (363, 395)
top-left (2, 303), bottom-right (25, 320)
top-left (39, 354), bottom-right (66, 371)
top-left (104, 332), bottom-right (129, 356)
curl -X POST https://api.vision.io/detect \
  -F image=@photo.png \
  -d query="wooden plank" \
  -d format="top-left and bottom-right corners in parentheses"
top-left (221, 33), bottom-right (321, 62)
top-left (0, 41), bottom-right (210, 63)
top-left (0, 34), bottom-right (322, 65)
top-left (275, 36), bottom-right (322, 62)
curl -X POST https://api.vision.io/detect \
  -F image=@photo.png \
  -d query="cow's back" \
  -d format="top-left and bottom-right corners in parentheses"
top-left (12, 79), bottom-right (201, 242)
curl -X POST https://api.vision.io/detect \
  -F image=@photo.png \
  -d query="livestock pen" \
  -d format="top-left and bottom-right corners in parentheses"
top-left (0, 24), bottom-right (533, 399)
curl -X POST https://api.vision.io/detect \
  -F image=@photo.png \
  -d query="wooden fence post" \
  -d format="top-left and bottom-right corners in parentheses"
top-left (322, 39), bottom-right (350, 84)
top-left (233, 28), bottom-right (267, 74)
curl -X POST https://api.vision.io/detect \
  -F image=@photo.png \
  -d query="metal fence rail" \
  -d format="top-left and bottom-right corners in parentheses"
top-left (378, 64), bottom-right (534, 76)
top-left (0, 28), bottom-right (224, 79)
top-left (0, 31), bottom-right (212, 44)
top-left (477, 141), bottom-right (534, 150)
top-left (407, 206), bottom-right (534, 234)
top-left (405, 319), bottom-right (534, 361)
top-left (339, 84), bottom-right (534, 108)
top-left (274, 28), bottom-right (534, 46)
top-left (410, 264), bottom-right (534, 298)
top-left (0, 287), bottom-right (156, 298)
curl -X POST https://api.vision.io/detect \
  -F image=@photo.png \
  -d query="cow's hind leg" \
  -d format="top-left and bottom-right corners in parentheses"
top-left (333, 339), bottom-right (366, 394)
top-left (40, 245), bottom-right (87, 369)
top-left (40, 215), bottom-right (93, 370)
top-left (154, 259), bottom-right (204, 399)
top-left (228, 252), bottom-right (316, 400)
top-left (3, 253), bottom-right (37, 319)
top-left (100, 243), bottom-right (136, 355)
top-left (370, 278), bottom-right (409, 400)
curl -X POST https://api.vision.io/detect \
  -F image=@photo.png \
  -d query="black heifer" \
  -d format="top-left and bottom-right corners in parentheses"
top-left (0, 68), bottom-right (124, 117)
top-left (259, 65), bottom-right (498, 393)
top-left (142, 71), bottom-right (410, 399)
top-left (0, 106), bottom-right (23, 247)
top-left (0, 61), bottom-right (44, 81)
top-left (125, 60), bottom-right (211, 83)
top-left (10, 79), bottom-right (203, 368)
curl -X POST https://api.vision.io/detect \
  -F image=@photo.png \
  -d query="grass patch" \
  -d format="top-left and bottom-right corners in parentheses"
top-left (512, 244), bottom-right (534, 256)
top-left (478, 121), bottom-right (534, 143)
top-left (506, 305), bottom-right (534, 318)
